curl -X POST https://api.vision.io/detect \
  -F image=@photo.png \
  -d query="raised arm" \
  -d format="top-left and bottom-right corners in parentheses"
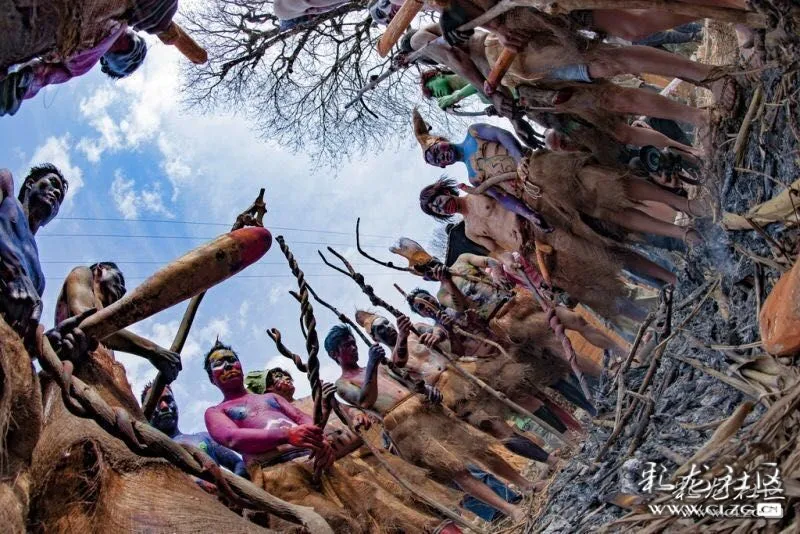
top-left (392, 315), bottom-right (412, 367)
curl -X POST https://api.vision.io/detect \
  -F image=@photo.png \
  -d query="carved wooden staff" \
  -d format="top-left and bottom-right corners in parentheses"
top-left (319, 246), bottom-right (570, 447)
top-left (142, 190), bottom-right (268, 418)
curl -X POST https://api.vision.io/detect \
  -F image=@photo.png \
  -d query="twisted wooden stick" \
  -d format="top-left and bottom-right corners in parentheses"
top-left (276, 236), bottom-right (323, 426)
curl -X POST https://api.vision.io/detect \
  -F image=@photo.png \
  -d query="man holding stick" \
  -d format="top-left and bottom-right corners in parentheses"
top-left (203, 340), bottom-right (370, 533)
top-left (326, 324), bottom-right (538, 522)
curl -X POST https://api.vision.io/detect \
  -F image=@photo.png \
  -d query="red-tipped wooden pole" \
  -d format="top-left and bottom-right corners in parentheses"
top-left (79, 227), bottom-right (272, 340)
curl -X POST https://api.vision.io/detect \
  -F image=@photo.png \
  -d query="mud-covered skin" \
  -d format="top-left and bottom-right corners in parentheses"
top-left (0, 168), bottom-right (65, 332)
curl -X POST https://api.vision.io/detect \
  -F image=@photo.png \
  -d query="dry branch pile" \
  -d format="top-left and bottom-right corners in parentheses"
top-left (528, 20), bottom-right (800, 534)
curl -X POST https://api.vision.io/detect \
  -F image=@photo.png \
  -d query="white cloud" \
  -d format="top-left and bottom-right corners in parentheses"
top-left (29, 136), bottom-right (84, 209)
top-left (110, 170), bottom-right (172, 219)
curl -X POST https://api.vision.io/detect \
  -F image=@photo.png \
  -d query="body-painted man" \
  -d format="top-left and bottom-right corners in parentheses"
top-left (0, 164), bottom-right (67, 337)
top-left (202, 341), bottom-right (371, 533)
top-left (418, 176), bottom-right (649, 322)
top-left (261, 367), bottom-right (464, 534)
top-left (143, 383), bottom-right (248, 483)
top-left (30, 268), bottom-right (257, 532)
top-left (421, 68), bottom-right (489, 111)
top-left (1, 25), bottom-right (148, 116)
top-left (413, 109), bottom-right (706, 253)
top-left (326, 324), bottom-right (537, 522)
top-left (356, 309), bottom-right (566, 462)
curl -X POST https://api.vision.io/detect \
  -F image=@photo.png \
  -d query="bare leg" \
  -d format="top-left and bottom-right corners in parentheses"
top-left (556, 307), bottom-right (625, 359)
top-left (681, 0), bottom-right (748, 8)
top-left (480, 452), bottom-right (536, 492)
top-left (589, 45), bottom-right (712, 83)
top-left (608, 207), bottom-right (687, 239)
top-left (453, 472), bottom-right (526, 521)
top-left (626, 177), bottom-right (707, 216)
top-left (613, 123), bottom-right (704, 156)
top-left (591, 10), bottom-right (701, 41)
top-left (622, 250), bottom-right (678, 286)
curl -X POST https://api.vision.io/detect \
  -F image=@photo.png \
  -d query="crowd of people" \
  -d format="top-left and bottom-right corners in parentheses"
top-left (1, 0), bottom-right (794, 532)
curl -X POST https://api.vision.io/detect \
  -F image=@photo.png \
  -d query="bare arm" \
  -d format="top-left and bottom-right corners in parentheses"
top-left (204, 407), bottom-right (293, 455)
top-left (470, 124), bottom-right (524, 162)
top-left (269, 393), bottom-right (314, 426)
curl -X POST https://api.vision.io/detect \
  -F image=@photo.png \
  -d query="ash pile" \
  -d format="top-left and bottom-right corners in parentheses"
top-left (530, 28), bottom-right (800, 534)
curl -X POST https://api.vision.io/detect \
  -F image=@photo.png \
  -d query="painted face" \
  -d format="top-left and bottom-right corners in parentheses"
top-left (270, 372), bottom-right (295, 399)
top-left (425, 75), bottom-right (452, 99)
top-left (150, 387), bottom-right (179, 434)
top-left (371, 317), bottom-right (398, 346)
top-left (424, 141), bottom-right (457, 168)
top-left (209, 349), bottom-right (243, 388)
top-left (369, 0), bottom-right (400, 26)
top-left (334, 334), bottom-right (359, 366)
top-left (428, 193), bottom-right (457, 218)
top-left (26, 173), bottom-right (64, 225)
top-left (411, 293), bottom-right (440, 319)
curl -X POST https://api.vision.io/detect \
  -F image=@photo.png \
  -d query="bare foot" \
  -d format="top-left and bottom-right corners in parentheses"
top-left (710, 76), bottom-right (740, 117)
top-left (510, 506), bottom-right (527, 523)
top-left (534, 479), bottom-right (548, 492)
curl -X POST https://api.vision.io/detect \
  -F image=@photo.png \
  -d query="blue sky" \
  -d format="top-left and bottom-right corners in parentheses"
top-left (0, 36), bottom-right (461, 433)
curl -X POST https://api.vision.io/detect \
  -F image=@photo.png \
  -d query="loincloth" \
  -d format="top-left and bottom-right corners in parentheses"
top-left (383, 395), bottom-right (496, 481)
top-left (248, 455), bottom-right (369, 533)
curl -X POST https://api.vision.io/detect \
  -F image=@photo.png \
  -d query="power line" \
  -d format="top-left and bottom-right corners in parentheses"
top-left (57, 216), bottom-right (396, 239)
top-left (40, 260), bottom-right (380, 266)
top-left (38, 233), bottom-right (392, 249)
top-left (44, 272), bottom-right (407, 281)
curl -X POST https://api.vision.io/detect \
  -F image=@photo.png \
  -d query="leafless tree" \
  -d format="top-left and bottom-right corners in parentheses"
top-left (180, 0), bottom-right (470, 165)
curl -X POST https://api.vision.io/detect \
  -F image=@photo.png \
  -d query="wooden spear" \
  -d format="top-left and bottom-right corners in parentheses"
top-left (142, 190), bottom-right (267, 418)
